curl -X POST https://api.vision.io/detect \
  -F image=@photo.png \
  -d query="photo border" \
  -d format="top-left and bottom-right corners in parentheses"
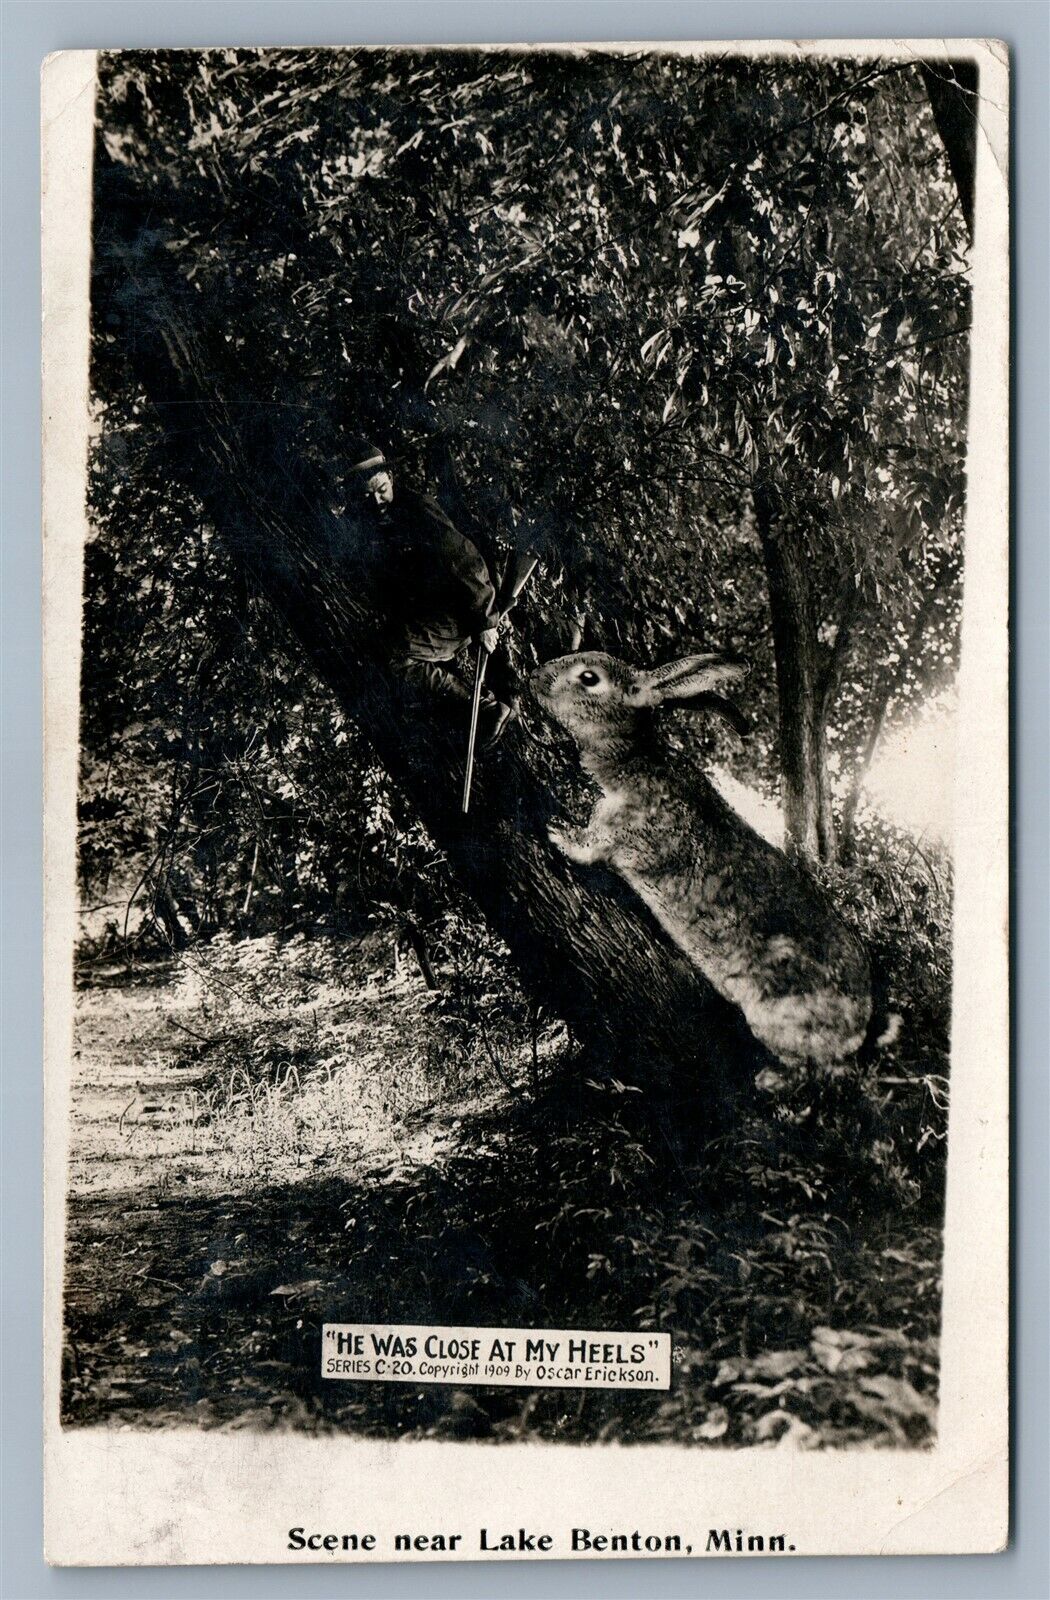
top-left (4, 3), bottom-right (1047, 1596)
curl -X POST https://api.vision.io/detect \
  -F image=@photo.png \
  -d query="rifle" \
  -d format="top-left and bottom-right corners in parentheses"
top-left (461, 552), bottom-right (539, 815)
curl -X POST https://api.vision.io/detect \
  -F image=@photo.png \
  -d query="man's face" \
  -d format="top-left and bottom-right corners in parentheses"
top-left (364, 469), bottom-right (394, 509)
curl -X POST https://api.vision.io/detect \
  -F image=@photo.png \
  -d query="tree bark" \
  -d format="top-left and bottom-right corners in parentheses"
top-left (754, 487), bottom-right (837, 864)
top-left (92, 171), bottom-right (774, 1124)
top-left (920, 62), bottom-right (978, 240)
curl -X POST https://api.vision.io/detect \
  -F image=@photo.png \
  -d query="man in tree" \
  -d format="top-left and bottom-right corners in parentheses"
top-left (336, 440), bottom-right (516, 746)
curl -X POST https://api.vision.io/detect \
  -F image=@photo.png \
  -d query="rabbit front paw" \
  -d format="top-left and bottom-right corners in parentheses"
top-left (547, 823), bottom-right (599, 866)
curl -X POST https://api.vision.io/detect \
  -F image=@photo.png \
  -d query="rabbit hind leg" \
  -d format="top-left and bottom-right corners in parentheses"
top-left (745, 986), bottom-right (867, 1077)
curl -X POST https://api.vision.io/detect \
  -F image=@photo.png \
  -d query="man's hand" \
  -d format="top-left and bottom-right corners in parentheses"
top-left (477, 627), bottom-right (499, 655)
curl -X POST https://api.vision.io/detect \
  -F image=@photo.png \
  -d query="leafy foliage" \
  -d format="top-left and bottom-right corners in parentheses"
top-left (88, 46), bottom-right (969, 876)
top-left (69, 50), bottom-right (966, 1445)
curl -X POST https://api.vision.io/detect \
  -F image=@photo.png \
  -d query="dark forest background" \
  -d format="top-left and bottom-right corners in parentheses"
top-left (66, 49), bottom-right (971, 1445)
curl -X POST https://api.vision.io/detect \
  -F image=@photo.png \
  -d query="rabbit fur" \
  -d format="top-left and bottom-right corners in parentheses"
top-left (530, 650), bottom-right (872, 1070)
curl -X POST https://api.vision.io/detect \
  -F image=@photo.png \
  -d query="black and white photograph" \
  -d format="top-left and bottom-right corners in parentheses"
top-left (42, 39), bottom-right (1009, 1562)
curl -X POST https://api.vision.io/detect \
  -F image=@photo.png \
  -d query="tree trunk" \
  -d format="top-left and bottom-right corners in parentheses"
top-left (92, 176), bottom-right (775, 1122)
top-left (754, 487), bottom-right (837, 864)
top-left (920, 62), bottom-right (978, 240)
top-left (402, 918), bottom-right (440, 992)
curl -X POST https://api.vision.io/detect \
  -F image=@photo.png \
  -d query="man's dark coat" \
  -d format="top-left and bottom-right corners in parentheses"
top-left (346, 489), bottom-right (498, 662)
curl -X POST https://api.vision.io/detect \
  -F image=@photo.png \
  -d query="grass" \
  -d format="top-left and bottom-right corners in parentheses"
top-left (64, 920), bottom-right (947, 1447)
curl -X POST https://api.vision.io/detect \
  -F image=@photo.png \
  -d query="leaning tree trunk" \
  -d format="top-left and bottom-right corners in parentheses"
top-left (91, 168), bottom-right (775, 1127)
top-left (753, 486), bottom-right (837, 864)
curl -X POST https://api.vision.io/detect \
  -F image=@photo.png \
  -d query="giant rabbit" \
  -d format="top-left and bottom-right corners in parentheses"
top-left (530, 651), bottom-right (872, 1071)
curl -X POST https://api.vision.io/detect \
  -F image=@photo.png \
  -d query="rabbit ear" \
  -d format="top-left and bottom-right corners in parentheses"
top-left (673, 691), bottom-right (751, 737)
top-left (630, 654), bottom-right (749, 707)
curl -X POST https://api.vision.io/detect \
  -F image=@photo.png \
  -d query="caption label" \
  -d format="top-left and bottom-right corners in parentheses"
top-left (321, 1323), bottom-right (671, 1390)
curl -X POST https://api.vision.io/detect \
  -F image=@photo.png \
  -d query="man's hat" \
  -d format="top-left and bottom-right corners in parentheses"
top-left (345, 438), bottom-right (387, 475)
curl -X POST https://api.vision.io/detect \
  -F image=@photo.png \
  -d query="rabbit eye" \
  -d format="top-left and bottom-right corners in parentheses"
top-left (578, 670), bottom-right (600, 688)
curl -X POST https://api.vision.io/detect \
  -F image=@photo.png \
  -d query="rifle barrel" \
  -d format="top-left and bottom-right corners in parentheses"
top-left (461, 552), bottom-right (537, 815)
top-left (498, 554), bottom-right (539, 612)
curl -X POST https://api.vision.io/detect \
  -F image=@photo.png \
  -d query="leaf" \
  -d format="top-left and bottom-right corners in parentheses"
top-left (857, 1373), bottom-right (935, 1423)
top-left (270, 1278), bottom-right (326, 1299)
top-left (425, 335), bottom-right (470, 388)
top-left (695, 1404), bottom-right (730, 1439)
top-left (754, 1409), bottom-right (785, 1443)
top-left (774, 1414), bottom-right (819, 1449)
top-left (699, 178), bottom-right (731, 215)
top-left (749, 1348), bottom-right (807, 1380)
top-left (810, 1326), bottom-right (874, 1373)
top-left (395, 128), bottom-right (424, 158)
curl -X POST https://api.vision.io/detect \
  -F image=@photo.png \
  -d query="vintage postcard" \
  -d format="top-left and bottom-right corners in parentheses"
top-left (43, 40), bottom-right (1009, 1564)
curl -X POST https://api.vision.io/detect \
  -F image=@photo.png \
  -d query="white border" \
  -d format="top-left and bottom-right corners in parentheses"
top-left (42, 39), bottom-right (1009, 1564)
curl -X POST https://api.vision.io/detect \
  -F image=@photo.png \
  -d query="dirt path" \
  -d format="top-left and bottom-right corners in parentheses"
top-left (62, 944), bottom-right (537, 1434)
top-left (69, 952), bottom-right (501, 1203)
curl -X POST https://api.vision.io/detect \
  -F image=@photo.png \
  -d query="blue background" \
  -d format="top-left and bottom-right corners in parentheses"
top-left (3, 3), bottom-right (1046, 1596)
